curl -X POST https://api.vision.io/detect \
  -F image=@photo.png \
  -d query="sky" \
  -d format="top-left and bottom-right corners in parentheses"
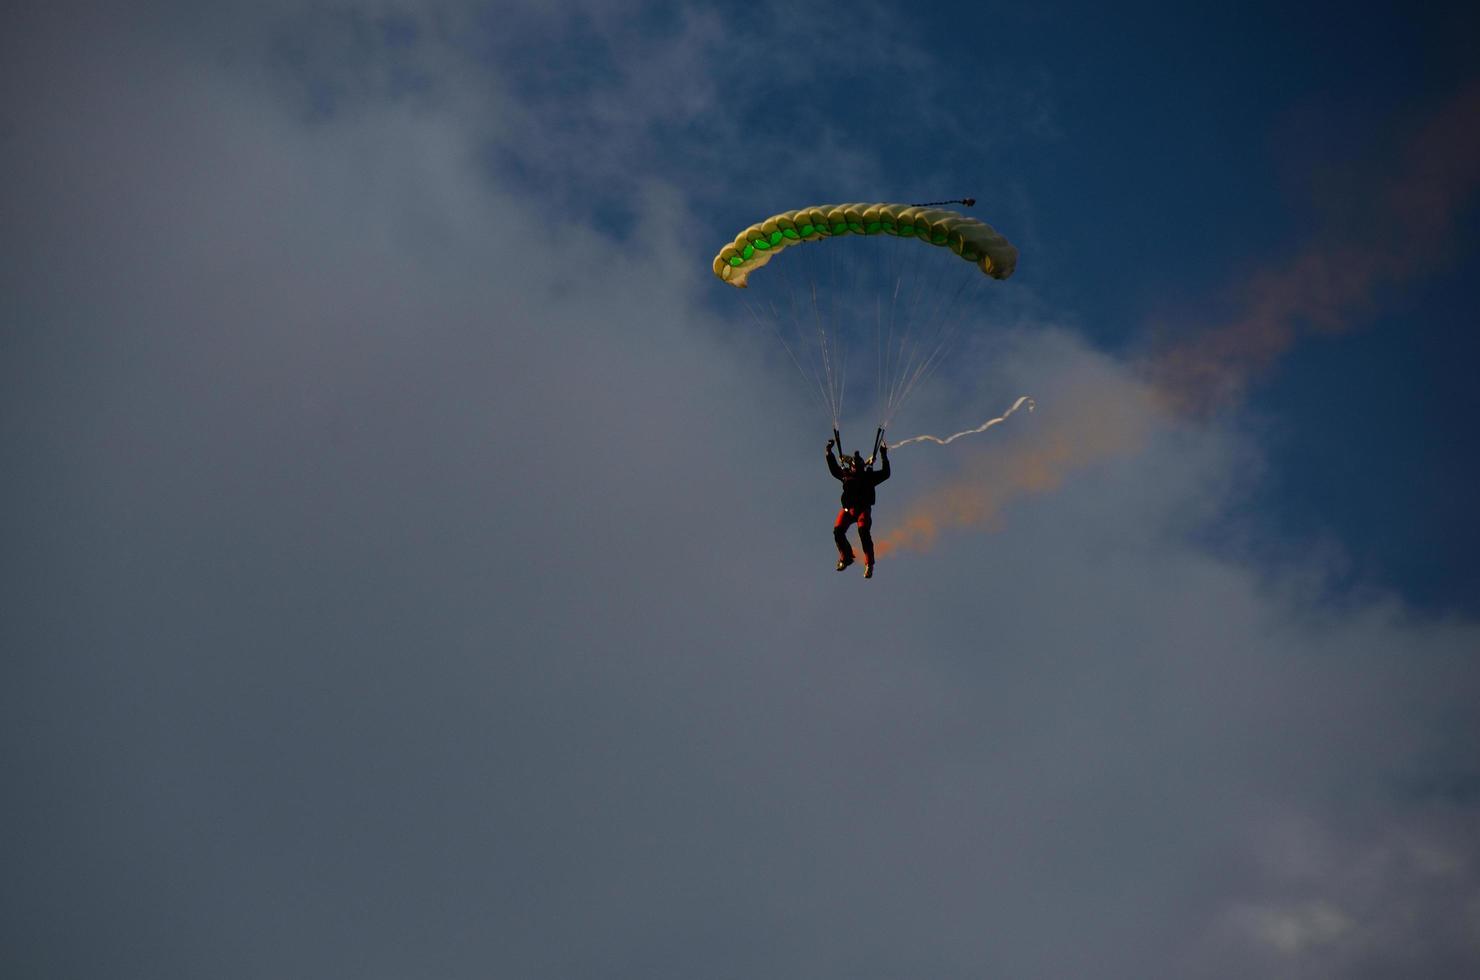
top-left (3, 1), bottom-right (1479, 978)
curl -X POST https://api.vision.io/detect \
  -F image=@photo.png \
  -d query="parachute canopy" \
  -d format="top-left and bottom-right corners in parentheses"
top-left (711, 202), bottom-right (1018, 288)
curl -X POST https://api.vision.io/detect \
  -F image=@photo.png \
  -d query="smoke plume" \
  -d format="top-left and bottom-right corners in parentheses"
top-left (877, 82), bottom-right (1480, 557)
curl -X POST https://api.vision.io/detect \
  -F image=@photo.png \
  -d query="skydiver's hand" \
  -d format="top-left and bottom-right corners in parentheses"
top-left (880, 441), bottom-right (888, 455)
top-left (826, 439), bottom-right (835, 451)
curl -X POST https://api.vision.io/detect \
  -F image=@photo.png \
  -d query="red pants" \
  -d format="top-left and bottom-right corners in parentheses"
top-left (834, 507), bottom-right (873, 563)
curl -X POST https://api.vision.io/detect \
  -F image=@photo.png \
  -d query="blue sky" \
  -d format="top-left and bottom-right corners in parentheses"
top-left (4, 2), bottom-right (1479, 978)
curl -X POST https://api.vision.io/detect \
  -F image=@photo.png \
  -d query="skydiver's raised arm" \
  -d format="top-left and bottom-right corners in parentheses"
top-left (874, 443), bottom-right (890, 483)
top-left (826, 439), bottom-right (844, 480)
top-left (822, 438), bottom-right (846, 482)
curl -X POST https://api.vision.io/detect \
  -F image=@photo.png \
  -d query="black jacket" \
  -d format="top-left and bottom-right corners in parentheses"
top-left (827, 451), bottom-right (890, 509)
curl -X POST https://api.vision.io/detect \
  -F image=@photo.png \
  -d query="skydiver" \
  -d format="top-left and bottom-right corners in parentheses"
top-left (826, 438), bottom-right (890, 579)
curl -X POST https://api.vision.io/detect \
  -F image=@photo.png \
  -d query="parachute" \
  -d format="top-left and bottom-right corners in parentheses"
top-left (712, 203), bottom-right (1018, 288)
top-left (711, 201), bottom-right (1025, 455)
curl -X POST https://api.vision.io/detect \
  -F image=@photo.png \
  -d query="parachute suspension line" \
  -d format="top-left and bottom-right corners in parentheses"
top-left (889, 395), bottom-right (1036, 449)
top-left (882, 260), bottom-right (915, 427)
top-left (825, 242), bottom-right (855, 426)
top-left (882, 236), bottom-right (955, 427)
top-left (886, 270), bottom-right (927, 423)
top-left (875, 291), bottom-right (883, 425)
top-left (784, 273), bottom-right (836, 425)
top-left (835, 329), bottom-right (848, 428)
top-left (874, 281), bottom-right (897, 433)
top-left (743, 294), bottom-right (832, 426)
top-left (885, 265), bottom-right (977, 425)
top-left (811, 278), bottom-right (843, 426)
top-left (905, 236), bottom-right (960, 407)
top-left (875, 291), bottom-right (885, 424)
top-left (881, 259), bottom-right (912, 424)
top-left (870, 245), bottom-right (900, 431)
top-left (746, 265), bottom-right (837, 427)
top-left (894, 234), bottom-right (989, 427)
top-left (887, 272), bottom-right (904, 387)
top-left (881, 238), bottom-right (923, 425)
top-left (783, 266), bottom-right (822, 420)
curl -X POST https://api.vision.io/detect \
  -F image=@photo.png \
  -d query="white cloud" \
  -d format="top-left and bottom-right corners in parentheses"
top-left (1234, 900), bottom-right (1353, 954)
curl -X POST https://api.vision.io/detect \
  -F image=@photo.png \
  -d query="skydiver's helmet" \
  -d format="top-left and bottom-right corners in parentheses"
top-left (851, 451), bottom-right (866, 472)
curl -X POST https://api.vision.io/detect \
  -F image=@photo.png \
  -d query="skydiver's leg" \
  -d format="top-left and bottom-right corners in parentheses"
top-left (857, 509), bottom-right (874, 565)
top-left (833, 508), bottom-right (855, 562)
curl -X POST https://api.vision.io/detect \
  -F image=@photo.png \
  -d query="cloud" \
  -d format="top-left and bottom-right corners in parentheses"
top-left (1234, 901), bottom-right (1354, 955)
top-left (3, 5), bottom-right (1478, 980)
top-left (1211, 803), bottom-right (1480, 977)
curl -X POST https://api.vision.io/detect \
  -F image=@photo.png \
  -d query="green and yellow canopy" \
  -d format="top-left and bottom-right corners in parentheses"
top-left (711, 202), bottom-right (1018, 288)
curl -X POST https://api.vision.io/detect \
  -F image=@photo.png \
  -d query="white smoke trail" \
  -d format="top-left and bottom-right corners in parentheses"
top-left (886, 395), bottom-right (1035, 450)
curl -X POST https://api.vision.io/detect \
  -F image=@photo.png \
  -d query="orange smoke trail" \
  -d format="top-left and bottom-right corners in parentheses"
top-left (876, 82), bottom-right (1480, 558)
top-left (1150, 81), bottom-right (1480, 414)
top-left (875, 379), bottom-right (1155, 558)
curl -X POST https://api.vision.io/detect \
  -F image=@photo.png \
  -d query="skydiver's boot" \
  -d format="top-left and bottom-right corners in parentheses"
top-left (836, 554), bottom-right (855, 571)
top-left (864, 563), bottom-right (874, 579)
